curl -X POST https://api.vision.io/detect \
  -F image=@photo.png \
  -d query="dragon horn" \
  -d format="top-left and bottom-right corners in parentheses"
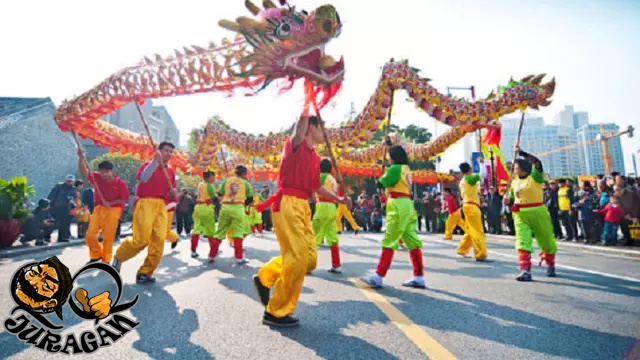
top-left (520, 75), bottom-right (535, 83)
top-left (486, 90), bottom-right (495, 100)
top-left (143, 56), bottom-right (154, 65)
top-left (544, 77), bottom-right (556, 94)
top-left (530, 105), bottom-right (540, 110)
top-left (218, 20), bottom-right (240, 32)
top-left (530, 74), bottom-right (546, 85)
top-left (237, 16), bottom-right (258, 31)
top-left (540, 100), bottom-right (552, 106)
top-left (245, 0), bottom-right (261, 16)
top-left (263, 0), bottom-right (277, 8)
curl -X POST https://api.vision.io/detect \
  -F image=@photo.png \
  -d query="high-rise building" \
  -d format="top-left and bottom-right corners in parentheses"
top-left (500, 115), bottom-right (583, 177)
top-left (573, 111), bottom-right (589, 129)
top-left (82, 100), bottom-right (180, 161)
top-left (576, 124), bottom-right (625, 175)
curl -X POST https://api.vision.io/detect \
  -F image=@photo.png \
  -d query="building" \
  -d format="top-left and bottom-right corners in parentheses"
top-left (500, 115), bottom-right (583, 177)
top-left (0, 97), bottom-right (77, 200)
top-left (82, 100), bottom-right (180, 161)
top-left (576, 123), bottom-right (625, 175)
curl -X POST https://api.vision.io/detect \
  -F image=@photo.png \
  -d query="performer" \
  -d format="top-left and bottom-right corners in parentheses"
top-left (112, 142), bottom-right (177, 284)
top-left (207, 165), bottom-right (254, 264)
top-left (190, 171), bottom-right (217, 258)
top-left (249, 193), bottom-right (264, 235)
top-left (165, 194), bottom-right (180, 250)
top-left (361, 145), bottom-right (425, 289)
top-left (443, 188), bottom-right (465, 240)
top-left (336, 187), bottom-right (359, 235)
top-left (313, 159), bottom-right (342, 273)
top-left (78, 151), bottom-right (129, 263)
top-left (456, 162), bottom-right (491, 261)
top-left (507, 146), bottom-right (557, 281)
top-left (253, 115), bottom-right (345, 327)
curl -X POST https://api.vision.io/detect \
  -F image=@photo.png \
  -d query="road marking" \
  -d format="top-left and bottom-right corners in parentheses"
top-left (425, 238), bottom-right (640, 284)
top-left (349, 278), bottom-right (457, 360)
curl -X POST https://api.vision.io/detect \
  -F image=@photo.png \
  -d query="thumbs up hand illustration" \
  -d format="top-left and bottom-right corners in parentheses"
top-left (75, 289), bottom-right (112, 319)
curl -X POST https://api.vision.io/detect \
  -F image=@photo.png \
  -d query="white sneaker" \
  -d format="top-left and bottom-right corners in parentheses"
top-left (360, 273), bottom-right (383, 288)
top-left (236, 258), bottom-right (249, 265)
top-left (191, 252), bottom-right (199, 259)
top-left (328, 266), bottom-right (342, 274)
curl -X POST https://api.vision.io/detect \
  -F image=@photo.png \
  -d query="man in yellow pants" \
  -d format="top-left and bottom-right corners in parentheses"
top-left (190, 171), bottom-right (217, 258)
top-left (112, 141), bottom-right (177, 284)
top-left (78, 151), bottom-right (129, 264)
top-left (165, 195), bottom-right (180, 250)
top-left (336, 187), bottom-right (359, 235)
top-left (207, 165), bottom-right (254, 264)
top-left (456, 162), bottom-right (492, 262)
top-left (253, 115), bottom-right (346, 327)
top-left (313, 159), bottom-right (342, 273)
top-left (443, 188), bottom-right (465, 240)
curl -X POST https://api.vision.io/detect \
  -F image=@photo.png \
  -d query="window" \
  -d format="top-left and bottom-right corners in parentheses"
top-left (149, 125), bottom-right (160, 140)
top-left (128, 121), bottom-right (133, 131)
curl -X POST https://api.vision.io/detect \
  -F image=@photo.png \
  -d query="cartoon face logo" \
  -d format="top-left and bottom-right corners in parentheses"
top-left (11, 256), bottom-right (73, 321)
top-left (229, 181), bottom-right (239, 201)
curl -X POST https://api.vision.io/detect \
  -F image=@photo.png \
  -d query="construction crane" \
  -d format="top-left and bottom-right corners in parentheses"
top-left (537, 124), bottom-right (634, 174)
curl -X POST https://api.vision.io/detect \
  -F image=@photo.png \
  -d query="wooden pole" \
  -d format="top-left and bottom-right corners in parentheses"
top-left (71, 132), bottom-right (107, 205)
top-left (134, 102), bottom-right (173, 186)
top-left (506, 112), bottom-right (526, 190)
top-left (219, 145), bottom-right (229, 174)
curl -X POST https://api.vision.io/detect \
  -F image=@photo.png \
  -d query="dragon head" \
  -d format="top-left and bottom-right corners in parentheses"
top-left (219, 0), bottom-right (344, 88)
top-left (496, 74), bottom-right (556, 111)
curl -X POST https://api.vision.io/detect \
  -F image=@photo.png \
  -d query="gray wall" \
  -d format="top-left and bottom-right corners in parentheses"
top-left (0, 101), bottom-right (77, 200)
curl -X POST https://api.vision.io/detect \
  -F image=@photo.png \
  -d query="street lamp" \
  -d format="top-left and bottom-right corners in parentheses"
top-left (446, 86), bottom-right (480, 154)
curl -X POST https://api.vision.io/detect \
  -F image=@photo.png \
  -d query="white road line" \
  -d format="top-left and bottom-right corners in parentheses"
top-left (425, 237), bottom-right (640, 284)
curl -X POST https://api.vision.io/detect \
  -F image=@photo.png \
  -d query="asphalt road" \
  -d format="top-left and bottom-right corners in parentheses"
top-left (1, 231), bottom-right (639, 360)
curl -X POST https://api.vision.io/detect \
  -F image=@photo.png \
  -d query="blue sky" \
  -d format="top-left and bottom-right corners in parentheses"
top-left (1, 0), bottom-right (638, 173)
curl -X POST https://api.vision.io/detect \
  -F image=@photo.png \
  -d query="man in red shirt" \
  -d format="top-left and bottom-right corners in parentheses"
top-left (78, 151), bottom-right (130, 263)
top-left (112, 141), bottom-right (177, 284)
top-left (253, 115), bottom-right (346, 327)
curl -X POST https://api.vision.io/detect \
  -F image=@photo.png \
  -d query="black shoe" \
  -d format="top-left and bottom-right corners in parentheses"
top-left (58, 238), bottom-right (70, 243)
top-left (337, 231), bottom-right (342, 235)
top-left (262, 312), bottom-right (299, 327)
top-left (171, 240), bottom-right (179, 250)
top-left (475, 258), bottom-right (494, 263)
top-left (546, 266), bottom-right (556, 277)
top-left (44, 237), bottom-right (52, 243)
top-left (35, 240), bottom-right (45, 246)
top-left (253, 275), bottom-right (270, 306)
top-left (111, 258), bottom-right (122, 273)
top-left (136, 273), bottom-right (156, 284)
top-left (354, 229), bottom-right (359, 235)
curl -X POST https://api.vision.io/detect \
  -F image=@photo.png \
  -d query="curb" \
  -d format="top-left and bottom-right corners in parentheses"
top-left (0, 232), bottom-right (133, 259)
top-left (488, 234), bottom-right (640, 259)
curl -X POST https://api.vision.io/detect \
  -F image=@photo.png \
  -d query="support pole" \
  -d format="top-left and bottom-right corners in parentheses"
top-left (71, 132), bottom-right (107, 205)
top-left (134, 102), bottom-right (173, 186)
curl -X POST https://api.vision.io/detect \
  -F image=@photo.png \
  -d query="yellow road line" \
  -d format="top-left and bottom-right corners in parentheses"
top-left (349, 278), bottom-right (457, 360)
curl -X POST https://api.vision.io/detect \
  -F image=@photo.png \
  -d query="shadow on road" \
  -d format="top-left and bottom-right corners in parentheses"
top-left (383, 287), bottom-right (638, 359)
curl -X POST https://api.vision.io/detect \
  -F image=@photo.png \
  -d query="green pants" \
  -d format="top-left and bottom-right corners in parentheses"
top-left (193, 204), bottom-right (215, 237)
top-left (213, 204), bottom-right (246, 239)
top-left (382, 198), bottom-right (422, 250)
top-left (514, 205), bottom-right (557, 254)
top-left (313, 202), bottom-right (339, 246)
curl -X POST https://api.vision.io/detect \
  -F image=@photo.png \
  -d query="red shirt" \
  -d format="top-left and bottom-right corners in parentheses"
top-left (445, 196), bottom-right (459, 215)
top-left (88, 172), bottom-right (130, 207)
top-left (596, 204), bottom-right (625, 224)
top-left (136, 161), bottom-right (177, 199)
top-left (277, 138), bottom-right (320, 198)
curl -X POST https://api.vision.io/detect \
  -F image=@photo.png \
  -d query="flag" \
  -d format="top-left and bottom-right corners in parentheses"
top-left (481, 127), bottom-right (509, 185)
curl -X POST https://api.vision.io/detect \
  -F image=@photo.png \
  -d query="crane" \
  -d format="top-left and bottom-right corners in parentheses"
top-left (537, 124), bottom-right (634, 174)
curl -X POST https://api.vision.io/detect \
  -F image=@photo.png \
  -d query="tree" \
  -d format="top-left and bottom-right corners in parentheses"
top-left (89, 153), bottom-right (143, 190)
top-left (177, 172), bottom-right (201, 192)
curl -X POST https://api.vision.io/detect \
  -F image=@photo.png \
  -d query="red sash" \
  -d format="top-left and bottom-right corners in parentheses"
top-left (511, 202), bottom-right (543, 213)
top-left (389, 192), bottom-right (410, 199)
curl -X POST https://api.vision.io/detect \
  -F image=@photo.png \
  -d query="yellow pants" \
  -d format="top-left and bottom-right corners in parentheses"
top-left (456, 204), bottom-right (488, 259)
top-left (444, 209), bottom-right (466, 240)
top-left (115, 198), bottom-right (168, 276)
top-left (85, 205), bottom-right (122, 262)
top-left (336, 204), bottom-right (359, 232)
top-left (166, 211), bottom-right (179, 244)
top-left (257, 195), bottom-right (316, 318)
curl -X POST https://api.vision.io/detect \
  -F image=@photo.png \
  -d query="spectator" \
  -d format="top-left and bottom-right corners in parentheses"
top-left (370, 209), bottom-right (383, 232)
top-left (545, 179), bottom-right (562, 239)
top-left (422, 193), bottom-right (436, 233)
top-left (557, 179), bottom-right (575, 241)
top-left (20, 199), bottom-right (55, 246)
top-left (594, 195), bottom-right (625, 246)
top-left (82, 185), bottom-right (95, 213)
top-left (47, 174), bottom-right (78, 242)
top-left (487, 186), bottom-right (503, 234)
top-left (574, 181), bottom-right (596, 244)
top-left (176, 188), bottom-right (194, 236)
top-left (615, 184), bottom-right (640, 246)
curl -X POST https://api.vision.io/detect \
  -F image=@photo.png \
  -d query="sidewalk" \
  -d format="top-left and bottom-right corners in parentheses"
top-left (486, 233), bottom-right (640, 259)
top-left (0, 222), bottom-right (133, 259)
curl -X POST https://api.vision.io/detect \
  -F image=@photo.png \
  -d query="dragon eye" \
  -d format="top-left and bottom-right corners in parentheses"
top-left (275, 23), bottom-right (292, 39)
top-left (322, 19), bottom-right (332, 33)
